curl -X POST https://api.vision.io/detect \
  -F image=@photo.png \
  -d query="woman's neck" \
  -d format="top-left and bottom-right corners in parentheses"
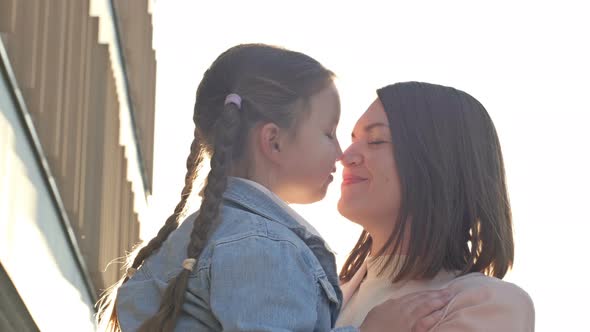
top-left (366, 223), bottom-right (410, 256)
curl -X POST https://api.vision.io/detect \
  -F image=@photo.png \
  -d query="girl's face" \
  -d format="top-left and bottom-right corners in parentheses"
top-left (274, 82), bottom-right (342, 204)
top-left (338, 98), bottom-right (402, 231)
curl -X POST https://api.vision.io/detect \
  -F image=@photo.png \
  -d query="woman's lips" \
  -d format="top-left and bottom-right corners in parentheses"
top-left (342, 174), bottom-right (368, 185)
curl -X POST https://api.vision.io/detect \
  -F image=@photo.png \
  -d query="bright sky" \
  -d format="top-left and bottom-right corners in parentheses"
top-left (145, 1), bottom-right (589, 331)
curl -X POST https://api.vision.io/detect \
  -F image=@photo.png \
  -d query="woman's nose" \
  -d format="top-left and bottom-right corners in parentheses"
top-left (339, 145), bottom-right (362, 167)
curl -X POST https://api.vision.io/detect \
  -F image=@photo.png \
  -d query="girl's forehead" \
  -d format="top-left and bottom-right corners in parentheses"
top-left (308, 88), bottom-right (340, 121)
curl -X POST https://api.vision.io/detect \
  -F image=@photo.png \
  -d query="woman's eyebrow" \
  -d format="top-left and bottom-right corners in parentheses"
top-left (351, 122), bottom-right (389, 138)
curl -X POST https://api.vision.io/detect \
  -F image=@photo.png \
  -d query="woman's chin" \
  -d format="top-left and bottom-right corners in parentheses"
top-left (337, 196), bottom-right (363, 220)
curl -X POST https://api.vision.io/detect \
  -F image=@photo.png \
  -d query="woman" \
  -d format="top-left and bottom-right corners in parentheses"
top-left (336, 82), bottom-right (535, 331)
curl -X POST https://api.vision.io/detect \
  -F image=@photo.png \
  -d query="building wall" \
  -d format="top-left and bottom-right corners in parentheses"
top-left (0, 49), bottom-right (96, 330)
top-left (0, 0), bottom-right (156, 329)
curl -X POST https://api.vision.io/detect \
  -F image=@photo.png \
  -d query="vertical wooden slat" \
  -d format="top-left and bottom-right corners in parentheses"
top-left (146, 56), bottom-right (156, 188)
top-left (7, 0), bottom-right (41, 99)
top-left (59, 0), bottom-right (73, 183)
top-left (0, 0), bottom-right (16, 33)
top-left (84, 42), bottom-right (109, 289)
top-left (117, 155), bottom-right (129, 283)
top-left (124, 191), bottom-right (133, 280)
top-left (112, 147), bottom-right (124, 279)
top-left (30, 0), bottom-right (48, 120)
top-left (50, 1), bottom-right (68, 164)
top-left (36, 0), bottom-right (68, 166)
top-left (64, 0), bottom-right (89, 226)
top-left (100, 65), bottom-right (120, 287)
top-left (60, 0), bottom-right (81, 190)
top-left (75, 16), bottom-right (98, 234)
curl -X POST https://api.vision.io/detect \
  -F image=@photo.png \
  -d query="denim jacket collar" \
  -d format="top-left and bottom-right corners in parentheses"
top-left (223, 177), bottom-right (342, 311)
top-left (223, 177), bottom-right (324, 242)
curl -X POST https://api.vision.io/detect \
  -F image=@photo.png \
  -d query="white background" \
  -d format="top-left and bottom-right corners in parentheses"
top-left (145, 1), bottom-right (590, 330)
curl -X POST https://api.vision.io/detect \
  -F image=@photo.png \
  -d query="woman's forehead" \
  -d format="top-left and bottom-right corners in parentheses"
top-left (352, 98), bottom-right (389, 135)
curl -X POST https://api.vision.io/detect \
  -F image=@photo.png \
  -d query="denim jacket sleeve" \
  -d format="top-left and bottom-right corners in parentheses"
top-left (209, 234), bottom-right (359, 332)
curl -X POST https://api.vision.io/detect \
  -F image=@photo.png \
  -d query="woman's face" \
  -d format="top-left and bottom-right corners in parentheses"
top-left (338, 98), bottom-right (402, 231)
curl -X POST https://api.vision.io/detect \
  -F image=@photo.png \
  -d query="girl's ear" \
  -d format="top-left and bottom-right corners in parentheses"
top-left (257, 122), bottom-right (284, 164)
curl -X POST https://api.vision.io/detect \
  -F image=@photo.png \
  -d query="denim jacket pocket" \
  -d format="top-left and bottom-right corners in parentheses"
top-left (318, 275), bottom-right (339, 304)
top-left (116, 275), bottom-right (170, 331)
top-left (318, 274), bottom-right (341, 327)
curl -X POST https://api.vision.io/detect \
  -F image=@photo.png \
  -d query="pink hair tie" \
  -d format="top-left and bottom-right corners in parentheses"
top-left (224, 93), bottom-right (242, 108)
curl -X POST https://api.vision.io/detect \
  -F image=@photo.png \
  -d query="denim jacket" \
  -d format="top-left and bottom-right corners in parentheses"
top-left (116, 177), bottom-right (359, 331)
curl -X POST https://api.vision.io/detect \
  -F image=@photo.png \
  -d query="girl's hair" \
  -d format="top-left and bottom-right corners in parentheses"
top-left (340, 82), bottom-right (514, 283)
top-left (98, 44), bottom-right (334, 331)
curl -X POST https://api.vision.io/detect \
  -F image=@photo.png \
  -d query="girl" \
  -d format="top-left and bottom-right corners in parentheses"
top-left (98, 46), bottom-right (448, 331)
top-left (336, 82), bottom-right (535, 331)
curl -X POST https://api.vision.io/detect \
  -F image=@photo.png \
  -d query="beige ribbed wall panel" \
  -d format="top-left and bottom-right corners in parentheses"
top-left (114, 0), bottom-right (156, 192)
top-left (0, 0), bottom-right (156, 293)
